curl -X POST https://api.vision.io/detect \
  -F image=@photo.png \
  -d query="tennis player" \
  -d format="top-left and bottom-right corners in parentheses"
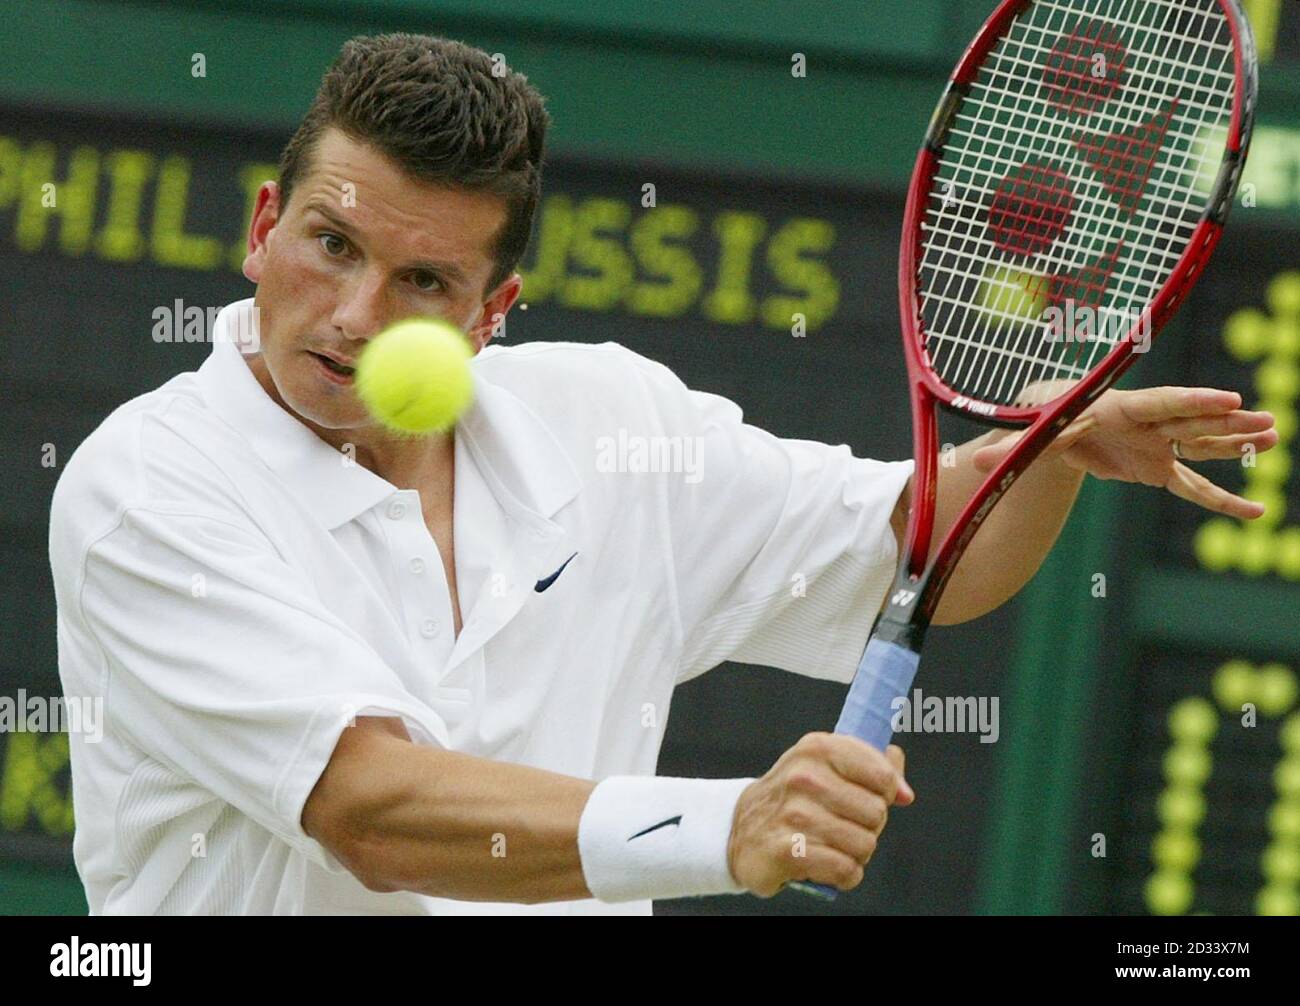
top-left (49, 34), bottom-right (1276, 915)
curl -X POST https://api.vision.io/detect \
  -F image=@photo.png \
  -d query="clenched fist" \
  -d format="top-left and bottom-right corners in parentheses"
top-left (727, 732), bottom-right (913, 897)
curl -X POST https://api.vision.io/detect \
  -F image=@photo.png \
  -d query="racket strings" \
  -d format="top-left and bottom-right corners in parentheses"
top-left (916, 0), bottom-right (1238, 408)
top-left (931, 0), bottom-right (1228, 400)
top-left (936, 0), bottom-right (1215, 395)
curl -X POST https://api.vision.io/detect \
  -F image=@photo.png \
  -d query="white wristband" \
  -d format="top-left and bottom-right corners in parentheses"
top-left (577, 775), bottom-right (754, 902)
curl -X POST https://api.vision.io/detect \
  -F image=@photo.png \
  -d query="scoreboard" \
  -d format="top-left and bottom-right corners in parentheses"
top-left (2, 79), bottom-right (1299, 913)
top-left (1096, 231), bottom-right (1300, 917)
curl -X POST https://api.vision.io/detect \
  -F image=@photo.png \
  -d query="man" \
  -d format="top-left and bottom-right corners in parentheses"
top-left (49, 34), bottom-right (1275, 915)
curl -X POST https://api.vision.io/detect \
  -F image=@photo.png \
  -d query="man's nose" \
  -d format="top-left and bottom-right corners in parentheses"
top-left (330, 268), bottom-right (392, 342)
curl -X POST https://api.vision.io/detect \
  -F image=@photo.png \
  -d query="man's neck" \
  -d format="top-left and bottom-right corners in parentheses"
top-left (246, 352), bottom-right (455, 490)
top-left (312, 418), bottom-right (456, 493)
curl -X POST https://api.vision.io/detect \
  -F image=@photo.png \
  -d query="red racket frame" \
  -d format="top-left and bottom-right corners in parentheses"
top-left (889, 0), bottom-right (1257, 630)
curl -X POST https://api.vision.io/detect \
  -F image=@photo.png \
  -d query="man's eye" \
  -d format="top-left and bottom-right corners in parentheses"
top-left (410, 271), bottom-right (442, 293)
top-left (318, 233), bottom-right (348, 256)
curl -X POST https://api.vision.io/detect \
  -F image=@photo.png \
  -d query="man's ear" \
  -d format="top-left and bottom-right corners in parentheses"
top-left (465, 273), bottom-right (523, 353)
top-left (241, 182), bottom-right (282, 283)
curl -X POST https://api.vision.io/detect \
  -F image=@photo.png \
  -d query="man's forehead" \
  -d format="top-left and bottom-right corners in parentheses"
top-left (297, 129), bottom-right (506, 265)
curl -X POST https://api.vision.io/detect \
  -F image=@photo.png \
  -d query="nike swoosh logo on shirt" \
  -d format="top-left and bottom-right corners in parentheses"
top-left (534, 551), bottom-right (578, 593)
top-left (627, 815), bottom-right (682, 841)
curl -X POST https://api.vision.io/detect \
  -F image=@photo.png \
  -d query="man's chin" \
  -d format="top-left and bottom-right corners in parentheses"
top-left (282, 398), bottom-right (369, 436)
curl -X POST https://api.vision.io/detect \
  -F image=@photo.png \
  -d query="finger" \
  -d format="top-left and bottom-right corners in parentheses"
top-left (795, 845), bottom-right (867, 892)
top-left (1175, 429), bottom-right (1280, 462)
top-left (971, 431), bottom-right (1023, 473)
top-left (786, 801), bottom-right (882, 862)
top-left (826, 820), bottom-right (880, 865)
top-left (821, 735), bottom-right (900, 804)
top-left (1157, 409), bottom-right (1275, 441)
top-left (884, 745), bottom-right (915, 805)
top-left (1052, 412), bottom-right (1100, 451)
top-left (1115, 386), bottom-right (1242, 424)
top-left (1013, 379), bottom-right (1077, 407)
top-left (785, 764), bottom-right (890, 830)
top-left (1167, 463), bottom-right (1266, 519)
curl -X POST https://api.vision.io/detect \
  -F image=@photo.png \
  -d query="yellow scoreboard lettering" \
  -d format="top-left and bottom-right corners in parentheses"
top-left (627, 204), bottom-right (703, 319)
top-left (1146, 660), bottom-right (1300, 916)
top-left (11, 140), bottom-right (58, 252)
top-left (58, 147), bottom-right (101, 256)
top-left (1195, 271), bottom-right (1300, 577)
top-left (15, 143), bottom-right (101, 256)
top-left (517, 192), bottom-right (843, 331)
top-left (1242, 0), bottom-right (1283, 63)
top-left (0, 134), bottom-right (276, 273)
top-left (701, 210), bottom-right (766, 326)
top-left (559, 196), bottom-right (635, 312)
top-left (152, 155), bottom-right (224, 270)
top-left (0, 732), bottom-right (75, 838)
top-left (1, 132), bottom-right (848, 332)
top-left (761, 217), bottom-right (840, 332)
top-left (518, 193), bottom-right (575, 304)
top-left (1239, 126), bottom-right (1300, 213)
top-left (0, 136), bottom-right (20, 207)
top-left (96, 149), bottom-right (154, 262)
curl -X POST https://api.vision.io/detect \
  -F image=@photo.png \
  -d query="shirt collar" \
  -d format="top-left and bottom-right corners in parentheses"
top-left (195, 299), bottom-right (581, 531)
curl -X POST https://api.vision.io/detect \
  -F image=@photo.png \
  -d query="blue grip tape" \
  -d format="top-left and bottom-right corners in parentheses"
top-left (834, 637), bottom-right (922, 749)
top-left (790, 638), bottom-right (921, 903)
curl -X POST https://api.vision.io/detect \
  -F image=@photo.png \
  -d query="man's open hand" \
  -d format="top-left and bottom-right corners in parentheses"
top-left (973, 386), bottom-right (1277, 520)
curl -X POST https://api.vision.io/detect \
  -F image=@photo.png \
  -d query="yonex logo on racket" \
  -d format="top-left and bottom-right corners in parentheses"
top-left (951, 396), bottom-right (999, 417)
top-left (889, 589), bottom-right (918, 608)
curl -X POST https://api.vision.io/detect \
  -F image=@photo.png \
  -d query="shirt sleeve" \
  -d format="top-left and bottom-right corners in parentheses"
top-left (624, 355), bottom-right (913, 685)
top-left (76, 504), bottom-right (452, 873)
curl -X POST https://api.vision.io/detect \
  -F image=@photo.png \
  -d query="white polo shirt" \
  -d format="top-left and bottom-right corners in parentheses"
top-left (49, 298), bottom-right (913, 915)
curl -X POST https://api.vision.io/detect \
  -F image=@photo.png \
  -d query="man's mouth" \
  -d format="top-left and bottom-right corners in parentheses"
top-left (311, 352), bottom-right (356, 378)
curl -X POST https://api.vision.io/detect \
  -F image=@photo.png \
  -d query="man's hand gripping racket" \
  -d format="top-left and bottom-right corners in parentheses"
top-left (790, 0), bottom-right (1258, 900)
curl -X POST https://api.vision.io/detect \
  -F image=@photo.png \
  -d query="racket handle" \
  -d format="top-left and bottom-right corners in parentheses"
top-left (834, 636), bottom-right (921, 747)
top-left (790, 636), bottom-right (922, 902)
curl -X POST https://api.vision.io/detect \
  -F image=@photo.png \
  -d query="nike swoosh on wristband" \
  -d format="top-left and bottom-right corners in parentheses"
top-left (534, 551), bottom-right (578, 593)
top-left (627, 815), bottom-right (682, 841)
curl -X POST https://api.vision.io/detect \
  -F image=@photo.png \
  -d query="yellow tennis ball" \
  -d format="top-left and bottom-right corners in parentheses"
top-left (355, 318), bottom-right (474, 435)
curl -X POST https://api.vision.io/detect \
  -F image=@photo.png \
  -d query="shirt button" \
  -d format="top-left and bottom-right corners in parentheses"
top-left (419, 617), bottom-right (439, 638)
top-left (408, 557), bottom-right (426, 575)
top-left (387, 501), bottom-right (407, 521)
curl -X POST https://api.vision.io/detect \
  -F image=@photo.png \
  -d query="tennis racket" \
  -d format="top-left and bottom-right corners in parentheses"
top-left (792, 0), bottom-right (1258, 900)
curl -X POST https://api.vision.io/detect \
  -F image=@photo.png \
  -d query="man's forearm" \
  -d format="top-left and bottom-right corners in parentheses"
top-left (929, 428), bottom-right (1085, 625)
top-left (304, 719), bottom-right (596, 903)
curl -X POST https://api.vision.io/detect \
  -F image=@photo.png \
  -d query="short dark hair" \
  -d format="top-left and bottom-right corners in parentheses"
top-left (277, 33), bottom-right (550, 293)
